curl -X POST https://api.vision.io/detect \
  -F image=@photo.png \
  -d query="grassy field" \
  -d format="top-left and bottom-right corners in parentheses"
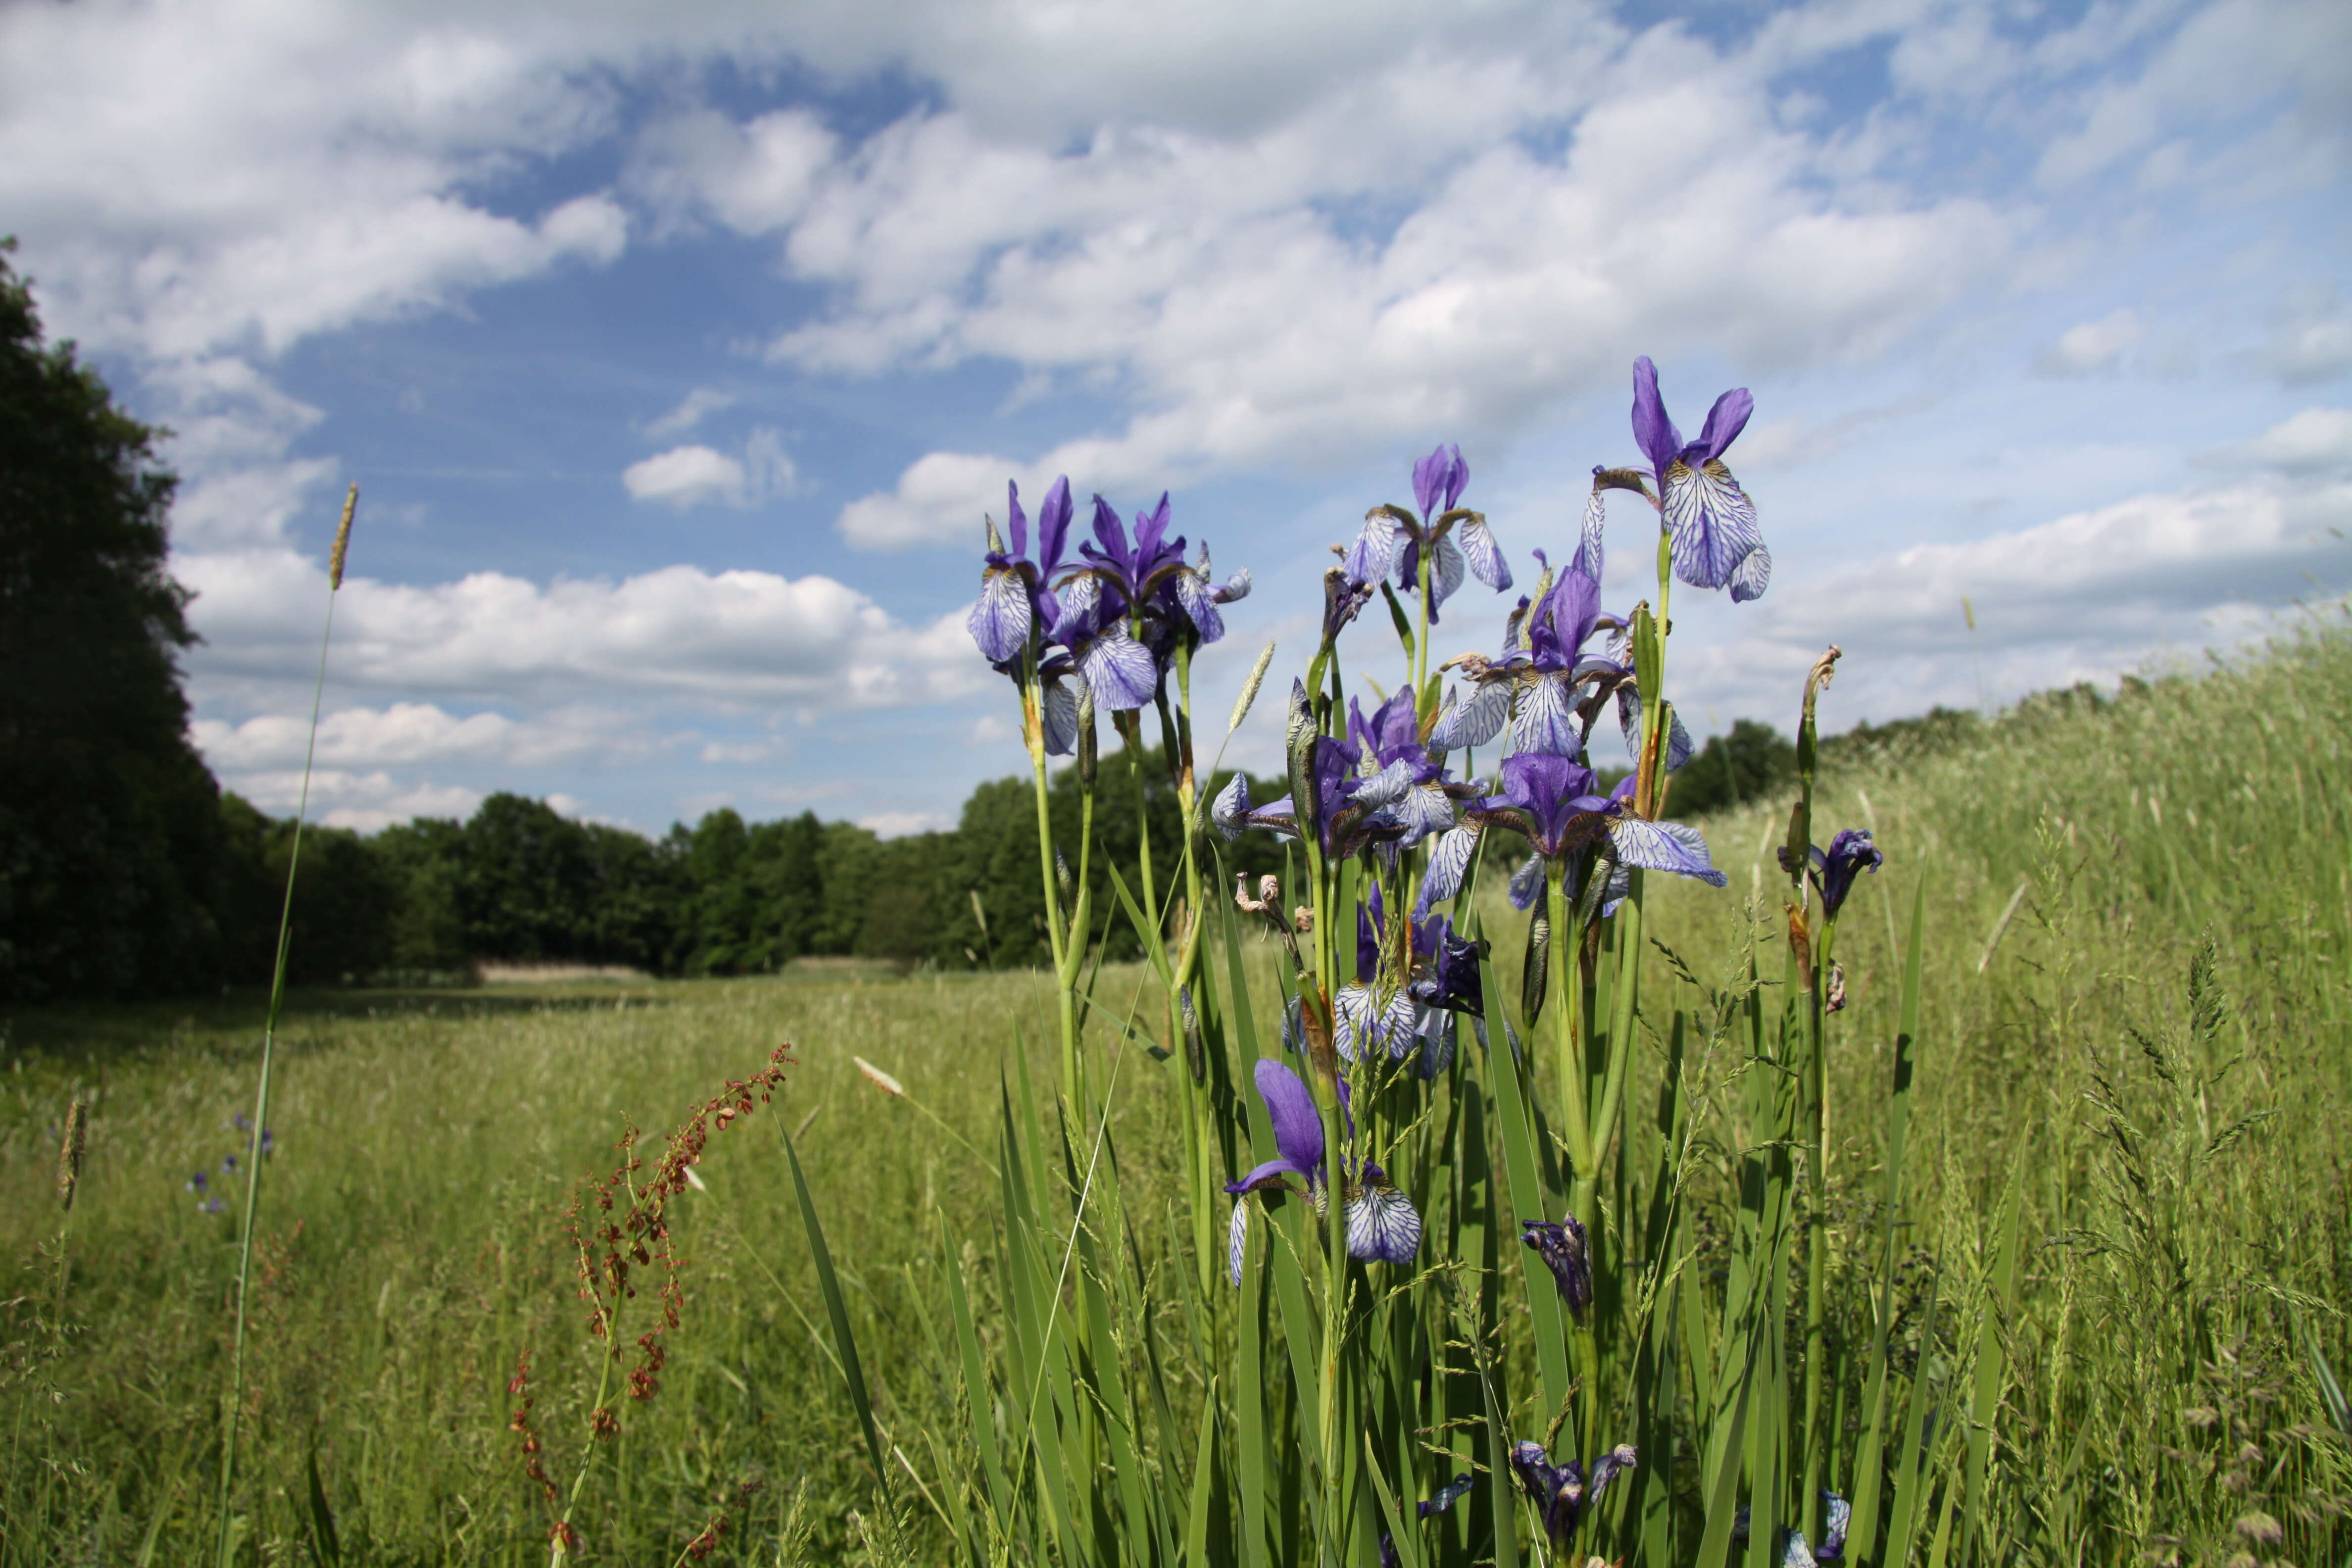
top-left (5, 623), bottom-right (2350, 1565)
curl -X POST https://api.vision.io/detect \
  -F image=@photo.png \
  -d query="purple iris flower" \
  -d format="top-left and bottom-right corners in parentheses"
top-left (1509, 1439), bottom-right (1637, 1550)
top-left (968, 478), bottom-right (1074, 665)
top-left (1048, 570), bottom-right (1160, 713)
top-left (1521, 1210), bottom-right (1591, 1319)
top-left (186, 1171), bottom-right (208, 1193)
top-left (1378, 1472), bottom-right (1475, 1568)
top-left (1778, 829), bottom-right (1884, 922)
top-left (1342, 442), bottom-right (1513, 624)
top-left (1070, 492), bottom-right (1249, 673)
top-left (1211, 731), bottom-right (1413, 862)
top-left (1631, 357), bottom-right (1769, 601)
top-left (1415, 751), bottom-right (1725, 918)
top-left (1337, 887), bottom-right (1485, 1074)
top-left (1223, 1059), bottom-right (1422, 1286)
top-left (1349, 687), bottom-right (1471, 846)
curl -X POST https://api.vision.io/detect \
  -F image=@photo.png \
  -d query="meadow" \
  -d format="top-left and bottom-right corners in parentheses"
top-left (4, 621), bottom-right (2350, 1566)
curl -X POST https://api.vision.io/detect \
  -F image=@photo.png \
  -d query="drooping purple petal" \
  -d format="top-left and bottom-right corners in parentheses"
top-left (1343, 513), bottom-right (1403, 586)
top-left (1345, 1168), bottom-right (1422, 1264)
top-left (1414, 824), bottom-right (1480, 917)
top-left (1214, 569), bottom-right (1252, 603)
top-left (1662, 458), bottom-right (1763, 592)
top-left (968, 566), bottom-right (1031, 664)
top-left (1631, 357), bottom-right (1684, 481)
top-left (1818, 829), bottom-right (1884, 919)
top-left (1430, 681), bottom-right (1510, 750)
top-left (1512, 674), bottom-right (1579, 758)
top-left (1572, 490), bottom-right (1606, 583)
top-left (1421, 533), bottom-right (1467, 616)
top-left (1457, 516), bottom-right (1513, 592)
top-left (1041, 675), bottom-right (1081, 756)
top-left (1507, 851), bottom-right (1544, 911)
top-left (1226, 1200), bottom-right (1250, 1287)
top-left (1354, 757), bottom-right (1421, 809)
top-left (1254, 1058), bottom-right (1324, 1178)
top-left (1079, 625), bottom-right (1161, 711)
top-left (1607, 817), bottom-right (1728, 886)
top-left (1522, 1213), bottom-right (1592, 1316)
top-left (1617, 688), bottom-right (1694, 772)
top-left (1730, 540), bottom-right (1771, 603)
top-left (1211, 773), bottom-right (1251, 841)
top-left (1173, 565), bottom-right (1226, 643)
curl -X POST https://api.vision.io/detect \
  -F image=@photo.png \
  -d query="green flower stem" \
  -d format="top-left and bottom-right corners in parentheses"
top-left (215, 536), bottom-right (344, 1568)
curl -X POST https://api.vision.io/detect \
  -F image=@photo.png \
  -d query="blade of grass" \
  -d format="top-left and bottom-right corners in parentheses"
top-left (779, 1119), bottom-right (889, 1491)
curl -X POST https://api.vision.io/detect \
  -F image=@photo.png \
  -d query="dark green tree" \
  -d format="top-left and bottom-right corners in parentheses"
top-left (0, 243), bottom-right (231, 999)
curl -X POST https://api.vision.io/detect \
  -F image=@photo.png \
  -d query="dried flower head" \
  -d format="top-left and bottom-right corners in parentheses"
top-left (56, 1098), bottom-right (87, 1210)
top-left (329, 483), bottom-right (358, 590)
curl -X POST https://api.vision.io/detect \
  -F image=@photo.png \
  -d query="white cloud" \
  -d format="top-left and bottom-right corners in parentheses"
top-left (2265, 285), bottom-right (2352, 385)
top-left (643, 387), bottom-right (735, 439)
top-left (624, 444), bottom-right (751, 508)
top-left (1671, 474), bottom-right (2352, 730)
top-left (622, 428), bottom-right (797, 509)
top-left (626, 107), bottom-right (837, 236)
top-left (178, 549), bottom-right (989, 710)
top-left (837, 450), bottom-right (1024, 547)
top-left (218, 767), bottom-right (484, 833)
top-left (192, 702), bottom-right (639, 771)
top-left (2242, 407), bottom-right (2352, 470)
top-left (858, 810), bottom-right (954, 838)
top-left (2033, 308), bottom-right (2145, 377)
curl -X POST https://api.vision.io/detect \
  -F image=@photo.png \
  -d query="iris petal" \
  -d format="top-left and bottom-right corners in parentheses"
top-left (1211, 773), bottom-right (1250, 841)
top-left (1226, 1200), bottom-right (1249, 1288)
top-left (1662, 458), bottom-right (1763, 591)
top-left (1456, 516), bottom-right (1513, 592)
top-left (968, 568), bottom-right (1031, 664)
top-left (1513, 674), bottom-right (1579, 757)
top-left (1343, 513), bottom-right (1403, 585)
top-left (1079, 626), bottom-right (1160, 711)
top-left (1730, 540), bottom-right (1771, 603)
top-left (1041, 677), bottom-right (1080, 756)
top-left (1174, 567), bottom-right (1226, 643)
top-left (1431, 680), bottom-right (1510, 749)
top-left (1345, 1182), bottom-right (1422, 1265)
top-left (1607, 817), bottom-right (1728, 886)
top-left (1573, 490), bottom-right (1606, 583)
top-left (1413, 824), bottom-right (1480, 917)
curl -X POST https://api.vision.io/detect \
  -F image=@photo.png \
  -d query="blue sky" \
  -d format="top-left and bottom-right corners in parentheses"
top-left (4, 0), bottom-right (2347, 834)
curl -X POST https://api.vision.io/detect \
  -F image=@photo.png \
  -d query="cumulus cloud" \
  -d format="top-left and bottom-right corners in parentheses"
top-left (643, 387), bottom-right (735, 439)
top-left (2242, 407), bottom-right (2352, 470)
top-left (178, 550), bottom-right (988, 710)
top-left (217, 768), bottom-right (484, 833)
top-left (2033, 309), bottom-right (2145, 377)
top-left (622, 428), bottom-right (797, 509)
top-left (1666, 474), bottom-right (2352, 731)
top-left (192, 702), bottom-right (641, 772)
top-left (2265, 285), bottom-right (2352, 385)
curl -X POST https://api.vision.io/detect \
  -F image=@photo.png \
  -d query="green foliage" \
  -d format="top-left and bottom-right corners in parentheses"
top-left (0, 241), bottom-right (230, 1002)
top-left (1, 627), bottom-right (2349, 1562)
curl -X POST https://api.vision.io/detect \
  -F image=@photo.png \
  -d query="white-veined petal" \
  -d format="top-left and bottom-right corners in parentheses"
top-left (1572, 490), bottom-right (1606, 582)
top-left (1342, 514), bottom-right (1402, 584)
top-left (1174, 568), bottom-right (1225, 643)
top-left (1227, 1199), bottom-right (1250, 1287)
top-left (1427, 534), bottom-right (1467, 609)
top-left (1729, 541), bottom-right (1771, 603)
top-left (967, 568), bottom-right (1031, 664)
top-left (1345, 1183), bottom-right (1423, 1265)
top-left (1457, 517), bottom-right (1513, 592)
top-left (1414, 824), bottom-right (1481, 917)
top-left (1042, 677), bottom-right (1080, 756)
top-left (1662, 458), bottom-right (1762, 591)
top-left (1511, 675), bottom-right (1578, 757)
top-left (1607, 816), bottom-right (1728, 885)
top-left (1211, 773), bottom-right (1250, 840)
top-left (1508, 852), bottom-right (1544, 911)
top-left (1353, 757), bottom-right (1419, 809)
top-left (1081, 626), bottom-right (1160, 711)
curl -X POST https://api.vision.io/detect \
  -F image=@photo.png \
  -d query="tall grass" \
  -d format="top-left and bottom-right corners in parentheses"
top-left (0, 624), bottom-right (2345, 1562)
